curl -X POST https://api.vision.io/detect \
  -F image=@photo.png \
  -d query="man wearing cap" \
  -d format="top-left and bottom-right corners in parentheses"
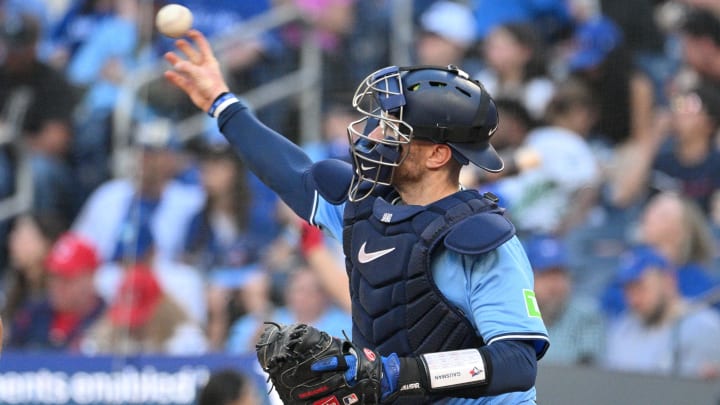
top-left (72, 118), bottom-right (205, 264)
top-left (605, 246), bottom-right (720, 378)
top-left (8, 232), bottom-right (105, 351)
top-left (525, 235), bottom-right (604, 366)
top-left (82, 265), bottom-right (208, 355)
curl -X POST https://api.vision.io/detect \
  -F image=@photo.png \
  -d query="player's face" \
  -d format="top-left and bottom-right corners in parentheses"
top-left (392, 140), bottom-right (436, 190)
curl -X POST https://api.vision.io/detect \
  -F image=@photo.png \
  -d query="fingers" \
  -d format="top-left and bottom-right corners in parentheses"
top-left (164, 70), bottom-right (191, 93)
top-left (175, 38), bottom-right (202, 64)
top-left (187, 29), bottom-right (215, 61)
top-left (164, 51), bottom-right (182, 66)
top-left (167, 30), bottom-right (215, 68)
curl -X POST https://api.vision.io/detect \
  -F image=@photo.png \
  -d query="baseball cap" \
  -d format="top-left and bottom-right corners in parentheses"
top-left (615, 245), bottom-right (671, 285)
top-left (134, 118), bottom-right (181, 151)
top-left (523, 234), bottom-right (567, 272)
top-left (568, 17), bottom-right (622, 71)
top-left (109, 266), bottom-right (162, 328)
top-left (45, 233), bottom-right (100, 277)
top-left (420, 1), bottom-right (477, 48)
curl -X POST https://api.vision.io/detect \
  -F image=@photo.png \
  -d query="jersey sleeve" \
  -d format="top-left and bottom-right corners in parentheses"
top-left (309, 197), bottom-right (345, 242)
top-left (218, 100), bottom-right (351, 221)
top-left (432, 236), bottom-right (550, 358)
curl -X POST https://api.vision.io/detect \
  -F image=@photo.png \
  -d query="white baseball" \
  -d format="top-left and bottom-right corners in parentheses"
top-left (155, 4), bottom-right (193, 38)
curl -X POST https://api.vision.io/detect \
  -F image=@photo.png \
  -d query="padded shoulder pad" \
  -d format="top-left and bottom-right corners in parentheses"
top-left (444, 213), bottom-right (516, 255)
top-left (309, 159), bottom-right (353, 204)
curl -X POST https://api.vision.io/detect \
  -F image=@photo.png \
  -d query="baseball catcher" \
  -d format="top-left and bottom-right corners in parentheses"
top-left (166, 30), bottom-right (550, 404)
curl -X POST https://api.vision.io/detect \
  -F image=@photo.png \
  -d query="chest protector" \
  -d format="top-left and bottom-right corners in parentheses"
top-left (342, 189), bottom-right (515, 356)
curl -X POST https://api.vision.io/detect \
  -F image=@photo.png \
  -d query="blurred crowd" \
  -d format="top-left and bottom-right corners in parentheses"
top-left (1, 0), bottom-right (720, 382)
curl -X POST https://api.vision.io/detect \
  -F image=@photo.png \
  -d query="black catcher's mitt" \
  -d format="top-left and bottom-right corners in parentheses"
top-left (256, 322), bottom-right (384, 404)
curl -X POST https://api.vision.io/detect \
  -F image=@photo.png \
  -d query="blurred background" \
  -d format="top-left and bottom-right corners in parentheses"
top-left (0, 0), bottom-right (720, 404)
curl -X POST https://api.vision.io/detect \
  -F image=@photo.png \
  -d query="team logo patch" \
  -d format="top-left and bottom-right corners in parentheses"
top-left (363, 348), bottom-right (376, 361)
top-left (469, 366), bottom-right (482, 377)
top-left (523, 289), bottom-right (542, 318)
top-left (342, 393), bottom-right (359, 405)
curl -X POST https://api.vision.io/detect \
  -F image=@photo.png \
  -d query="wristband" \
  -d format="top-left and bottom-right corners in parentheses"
top-left (208, 92), bottom-right (239, 118)
top-left (419, 348), bottom-right (488, 390)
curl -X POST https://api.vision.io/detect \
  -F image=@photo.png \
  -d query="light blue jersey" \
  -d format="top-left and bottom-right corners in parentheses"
top-left (311, 195), bottom-right (549, 405)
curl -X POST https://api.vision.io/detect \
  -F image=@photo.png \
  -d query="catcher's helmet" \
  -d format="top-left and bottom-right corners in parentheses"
top-left (347, 65), bottom-right (502, 201)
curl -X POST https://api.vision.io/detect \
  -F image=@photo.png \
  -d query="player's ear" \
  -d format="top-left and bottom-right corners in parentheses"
top-left (425, 144), bottom-right (454, 169)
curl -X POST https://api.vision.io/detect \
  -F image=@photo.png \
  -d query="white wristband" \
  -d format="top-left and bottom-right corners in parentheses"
top-left (208, 93), bottom-right (239, 118)
top-left (420, 349), bottom-right (487, 389)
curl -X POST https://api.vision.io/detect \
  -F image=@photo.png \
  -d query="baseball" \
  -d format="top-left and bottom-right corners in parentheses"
top-left (155, 4), bottom-right (193, 38)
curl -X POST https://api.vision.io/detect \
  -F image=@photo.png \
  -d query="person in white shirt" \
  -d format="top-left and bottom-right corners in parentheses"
top-left (494, 79), bottom-right (600, 235)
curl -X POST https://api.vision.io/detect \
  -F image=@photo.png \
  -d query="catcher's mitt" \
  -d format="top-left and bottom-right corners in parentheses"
top-left (256, 322), bottom-right (384, 404)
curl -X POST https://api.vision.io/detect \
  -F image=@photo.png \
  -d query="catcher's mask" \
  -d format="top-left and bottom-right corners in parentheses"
top-left (347, 65), bottom-right (503, 202)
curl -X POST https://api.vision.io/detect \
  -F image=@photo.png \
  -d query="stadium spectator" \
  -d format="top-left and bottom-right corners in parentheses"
top-left (271, 266), bottom-right (350, 336)
top-left (525, 234), bottom-right (605, 366)
top-left (197, 369), bottom-right (259, 405)
top-left (677, 6), bottom-right (720, 87)
top-left (1, 215), bottom-right (65, 328)
top-left (72, 118), bottom-right (205, 263)
top-left (605, 246), bottom-right (720, 378)
top-left (277, 0), bottom-right (358, 101)
top-left (82, 264), bottom-right (207, 355)
top-left (226, 266), bottom-right (351, 353)
top-left (95, 219), bottom-right (207, 325)
top-left (470, 0), bottom-right (569, 40)
top-left (223, 270), bottom-right (274, 353)
top-left (637, 192), bottom-right (719, 292)
top-left (493, 79), bottom-right (600, 236)
top-left (600, 0), bottom-right (676, 105)
top-left (610, 81), bottom-right (720, 212)
top-left (182, 142), bottom-right (261, 272)
top-left (0, 14), bottom-right (83, 227)
top-left (8, 232), bottom-right (105, 351)
top-left (475, 22), bottom-right (555, 120)
top-left (602, 191), bottom-right (719, 317)
top-left (415, 1), bottom-right (477, 68)
top-left (55, 0), bottom-right (141, 197)
top-left (461, 98), bottom-right (538, 189)
top-left (565, 15), bottom-right (656, 145)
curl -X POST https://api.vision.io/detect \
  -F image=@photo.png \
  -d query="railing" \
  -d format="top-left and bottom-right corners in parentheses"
top-left (0, 89), bottom-right (35, 222)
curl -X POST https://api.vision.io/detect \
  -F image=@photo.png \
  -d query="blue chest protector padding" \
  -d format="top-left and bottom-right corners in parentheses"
top-left (341, 189), bottom-right (515, 357)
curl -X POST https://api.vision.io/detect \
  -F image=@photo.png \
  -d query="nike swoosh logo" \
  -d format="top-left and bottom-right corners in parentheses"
top-left (358, 242), bottom-right (396, 263)
top-left (360, 164), bottom-right (376, 171)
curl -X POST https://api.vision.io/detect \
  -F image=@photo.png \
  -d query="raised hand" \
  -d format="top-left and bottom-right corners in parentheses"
top-left (164, 30), bottom-right (230, 112)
